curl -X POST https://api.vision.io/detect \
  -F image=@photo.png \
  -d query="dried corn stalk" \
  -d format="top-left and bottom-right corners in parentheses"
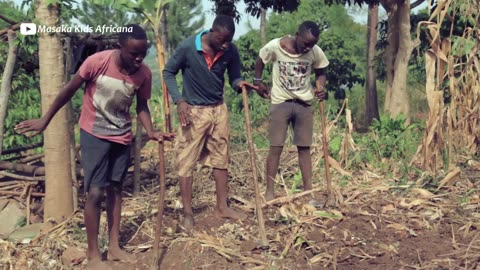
top-left (339, 99), bottom-right (357, 166)
top-left (413, 0), bottom-right (480, 174)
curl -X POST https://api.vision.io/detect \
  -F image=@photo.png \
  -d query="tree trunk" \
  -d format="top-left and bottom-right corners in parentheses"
top-left (35, 0), bottom-right (74, 223)
top-left (63, 37), bottom-right (78, 211)
top-left (160, 7), bottom-right (169, 60)
top-left (381, 0), bottom-right (414, 119)
top-left (159, 8), bottom-right (173, 131)
top-left (365, 3), bottom-right (380, 126)
top-left (0, 30), bottom-right (18, 155)
top-left (260, 8), bottom-right (267, 46)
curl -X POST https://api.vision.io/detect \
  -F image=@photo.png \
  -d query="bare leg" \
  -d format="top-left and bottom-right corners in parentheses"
top-left (84, 187), bottom-right (109, 269)
top-left (106, 184), bottom-right (135, 263)
top-left (179, 176), bottom-right (194, 231)
top-left (297, 146), bottom-right (312, 191)
top-left (265, 146), bottom-right (283, 201)
top-left (213, 168), bottom-right (247, 220)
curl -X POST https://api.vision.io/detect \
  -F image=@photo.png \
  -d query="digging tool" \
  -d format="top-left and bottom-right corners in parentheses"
top-left (241, 86), bottom-right (269, 248)
top-left (152, 139), bottom-right (167, 269)
top-left (152, 63), bottom-right (172, 269)
top-left (319, 100), bottom-right (334, 206)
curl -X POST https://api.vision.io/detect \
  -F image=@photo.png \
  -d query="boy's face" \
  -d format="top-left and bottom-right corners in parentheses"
top-left (120, 38), bottom-right (148, 72)
top-left (295, 31), bottom-right (318, 54)
top-left (209, 27), bottom-right (234, 51)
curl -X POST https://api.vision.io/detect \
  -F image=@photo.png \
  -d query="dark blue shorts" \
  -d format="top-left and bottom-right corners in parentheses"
top-left (80, 129), bottom-right (131, 193)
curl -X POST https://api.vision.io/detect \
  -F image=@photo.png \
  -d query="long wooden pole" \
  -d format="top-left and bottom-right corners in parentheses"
top-left (152, 35), bottom-right (171, 269)
top-left (241, 86), bottom-right (268, 247)
top-left (152, 140), bottom-right (166, 269)
top-left (319, 101), bottom-right (332, 194)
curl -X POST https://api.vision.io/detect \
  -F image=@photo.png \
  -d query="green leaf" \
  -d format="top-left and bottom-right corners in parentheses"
top-left (313, 211), bottom-right (343, 219)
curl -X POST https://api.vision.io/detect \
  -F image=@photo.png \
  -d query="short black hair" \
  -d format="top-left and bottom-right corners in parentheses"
top-left (298, 21), bottom-right (320, 38)
top-left (212, 15), bottom-right (235, 34)
top-left (119, 24), bottom-right (147, 45)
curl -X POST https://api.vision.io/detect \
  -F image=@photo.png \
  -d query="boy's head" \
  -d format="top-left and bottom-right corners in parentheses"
top-left (118, 24), bottom-right (148, 72)
top-left (295, 21), bottom-right (320, 54)
top-left (208, 15), bottom-right (235, 51)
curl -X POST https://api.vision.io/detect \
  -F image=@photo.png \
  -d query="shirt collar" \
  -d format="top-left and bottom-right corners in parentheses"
top-left (195, 30), bottom-right (209, 51)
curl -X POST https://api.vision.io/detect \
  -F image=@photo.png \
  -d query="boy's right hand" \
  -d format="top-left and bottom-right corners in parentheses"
top-left (176, 99), bottom-right (191, 127)
top-left (253, 81), bottom-right (270, 99)
top-left (14, 118), bottom-right (48, 137)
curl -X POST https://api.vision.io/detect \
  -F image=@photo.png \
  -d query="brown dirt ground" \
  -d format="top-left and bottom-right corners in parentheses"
top-left (2, 143), bottom-right (480, 270)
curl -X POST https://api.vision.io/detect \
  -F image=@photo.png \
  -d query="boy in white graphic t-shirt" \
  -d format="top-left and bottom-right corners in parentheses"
top-left (254, 21), bottom-right (329, 201)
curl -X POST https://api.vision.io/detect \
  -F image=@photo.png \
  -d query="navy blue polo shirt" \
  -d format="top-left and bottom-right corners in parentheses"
top-left (163, 30), bottom-right (243, 105)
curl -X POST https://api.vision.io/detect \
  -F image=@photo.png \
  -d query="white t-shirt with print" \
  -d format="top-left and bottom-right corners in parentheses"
top-left (259, 36), bottom-right (329, 104)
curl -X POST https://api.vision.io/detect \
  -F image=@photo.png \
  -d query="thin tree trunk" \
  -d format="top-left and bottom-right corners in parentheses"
top-left (36, 0), bottom-right (74, 223)
top-left (0, 30), bottom-right (18, 155)
top-left (160, 7), bottom-right (169, 60)
top-left (63, 37), bottom-right (78, 211)
top-left (260, 8), bottom-right (267, 46)
top-left (155, 35), bottom-right (171, 132)
top-left (365, 3), bottom-right (380, 126)
top-left (159, 8), bottom-right (175, 129)
top-left (381, 0), bottom-right (413, 119)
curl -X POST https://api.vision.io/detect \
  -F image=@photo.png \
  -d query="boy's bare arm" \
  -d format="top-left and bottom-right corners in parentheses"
top-left (15, 73), bottom-right (85, 136)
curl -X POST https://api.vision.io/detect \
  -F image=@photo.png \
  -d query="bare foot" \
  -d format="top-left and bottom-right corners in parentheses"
top-left (107, 247), bottom-right (136, 263)
top-left (181, 214), bottom-right (194, 232)
top-left (214, 207), bottom-right (247, 220)
top-left (265, 191), bottom-right (275, 202)
top-left (87, 257), bottom-right (110, 270)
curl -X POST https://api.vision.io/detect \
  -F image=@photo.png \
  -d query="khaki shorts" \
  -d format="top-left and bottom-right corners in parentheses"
top-left (175, 103), bottom-right (230, 177)
top-left (268, 100), bottom-right (314, 147)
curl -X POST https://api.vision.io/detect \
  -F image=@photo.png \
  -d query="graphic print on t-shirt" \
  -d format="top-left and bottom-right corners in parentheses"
top-left (278, 61), bottom-right (311, 92)
top-left (91, 75), bottom-right (137, 136)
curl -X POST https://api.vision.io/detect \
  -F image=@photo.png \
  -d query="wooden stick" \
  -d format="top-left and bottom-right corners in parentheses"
top-left (319, 101), bottom-right (332, 194)
top-left (261, 187), bottom-right (323, 208)
top-left (152, 141), bottom-right (167, 269)
top-left (0, 161), bottom-right (45, 175)
top-left (0, 171), bottom-right (45, 181)
top-left (1, 142), bottom-right (43, 156)
top-left (19, 153), bottom-right (44, 164)
top-left (0, 190), bottom-right (45, 197)
top-left (280, 225), bottom-right (301, 258)
top-left (26, 187), bottom-right (32, 225)
top-left (0, 183), bottom-right (21, 191)
top-left (241, 86), bottom-right (268, 247)
top-left (0, 181), bottom-right (19, 187)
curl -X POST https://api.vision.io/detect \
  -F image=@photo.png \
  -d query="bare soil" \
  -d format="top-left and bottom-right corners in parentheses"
top-left (2, 145), bottom-right (479, 270)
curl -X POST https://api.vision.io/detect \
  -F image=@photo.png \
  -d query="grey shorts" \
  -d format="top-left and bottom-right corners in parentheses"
top-left (80, 129), bottom-right (131, 193)
top-left (268, 100), bottom-right (314, 147)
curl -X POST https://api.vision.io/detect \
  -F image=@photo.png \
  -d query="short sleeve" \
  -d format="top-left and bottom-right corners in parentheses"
top-left (312, 45), bottom-right (329, 69)
top-left (78, 53), bottom-right (102, 80)
top-left (138, 67), bottom-right (152, 100)
top-left (259, 38), bottom-right (279, 64)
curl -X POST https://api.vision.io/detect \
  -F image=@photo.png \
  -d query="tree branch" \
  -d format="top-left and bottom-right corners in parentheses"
top-left (411, 0), bottom-right (425, 9)
top-left (0, 30), bottom-right (18, 155)
top-left (0, 24), bottom-right (20, 38)
top-left (0, 14), bottom-right (17, 25)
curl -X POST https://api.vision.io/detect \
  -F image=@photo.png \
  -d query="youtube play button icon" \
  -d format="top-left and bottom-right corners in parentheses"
top-left (20, 23), bottom-right (36, 35)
